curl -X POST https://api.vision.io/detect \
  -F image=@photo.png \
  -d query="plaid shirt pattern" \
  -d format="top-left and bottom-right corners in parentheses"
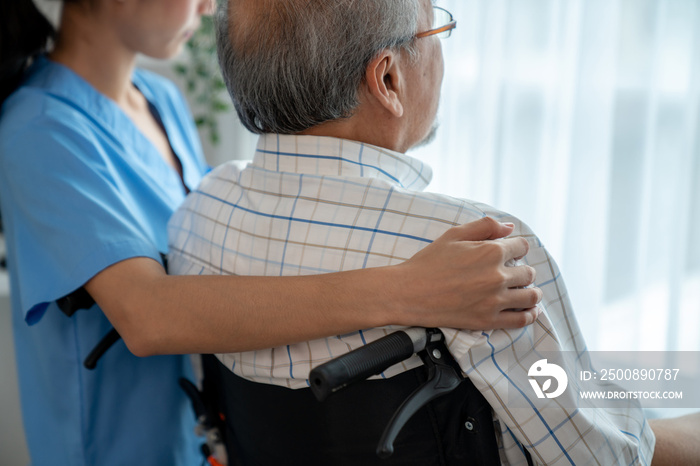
top-left (168, 134), bottom-right (655, 465)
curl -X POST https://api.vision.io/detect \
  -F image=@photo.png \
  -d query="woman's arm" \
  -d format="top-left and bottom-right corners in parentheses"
top-left (649, 412), bottom-right (700, 466)
top-left (85, 217), bottom-right (540, 357)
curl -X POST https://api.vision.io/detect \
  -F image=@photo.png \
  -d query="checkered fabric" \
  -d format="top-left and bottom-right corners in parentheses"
top-left (168, 134), bottom-right (655, 465)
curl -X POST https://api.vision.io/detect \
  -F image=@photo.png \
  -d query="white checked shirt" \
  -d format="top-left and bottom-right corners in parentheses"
top-left (168, 134), bottom-right (655, 465)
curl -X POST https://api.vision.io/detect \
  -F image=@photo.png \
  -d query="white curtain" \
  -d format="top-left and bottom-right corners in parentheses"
top-left (413, 0), bottom-right (700, 352)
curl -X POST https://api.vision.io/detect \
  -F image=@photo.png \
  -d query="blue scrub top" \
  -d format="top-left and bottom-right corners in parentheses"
top-left (0, 57), bottom-right (209, 466)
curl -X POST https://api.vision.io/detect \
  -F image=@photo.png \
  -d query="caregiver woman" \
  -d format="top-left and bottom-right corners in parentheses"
top-left (0, 0), bottom-right (540, 465)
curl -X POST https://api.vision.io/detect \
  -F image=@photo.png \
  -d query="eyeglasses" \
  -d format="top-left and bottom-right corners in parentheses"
top-left (415, 6), bottom-right (456, 40)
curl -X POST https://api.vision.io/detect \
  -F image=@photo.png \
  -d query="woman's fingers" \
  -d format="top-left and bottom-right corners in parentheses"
top-left (504, 287), bottom-right (543, 311)
top-left (442, 217), bottom-right (514, 242)
top-left (495, 307), bottom-right (541, 329)
top-left (504, 262), bottom-right (537, 288)
top-left (501, 235), bottom-right (529, 261)
top-left (396, 218), bottom-right (544, 331)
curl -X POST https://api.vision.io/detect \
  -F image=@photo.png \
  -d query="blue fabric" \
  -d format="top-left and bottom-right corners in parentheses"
top-left (0, 56), bottom-right (208, 466)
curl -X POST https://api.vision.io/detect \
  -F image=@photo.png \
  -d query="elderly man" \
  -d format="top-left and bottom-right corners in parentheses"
top-left (168, 0), bottom-right (657, 464)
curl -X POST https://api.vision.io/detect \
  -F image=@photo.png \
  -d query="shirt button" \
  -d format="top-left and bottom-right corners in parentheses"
top-left (465, 421), bottom-right (474, 431)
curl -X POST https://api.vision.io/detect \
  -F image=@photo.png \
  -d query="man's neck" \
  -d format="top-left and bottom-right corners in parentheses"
top-left (298, 105), bottom-right (412, 154)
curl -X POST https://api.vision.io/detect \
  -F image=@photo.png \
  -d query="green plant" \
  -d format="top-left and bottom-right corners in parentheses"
top-left (173, 15), bottom-right (229, 146)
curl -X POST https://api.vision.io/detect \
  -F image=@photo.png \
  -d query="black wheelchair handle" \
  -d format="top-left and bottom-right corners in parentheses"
top-left (309, 328), bottom-right (429, 402)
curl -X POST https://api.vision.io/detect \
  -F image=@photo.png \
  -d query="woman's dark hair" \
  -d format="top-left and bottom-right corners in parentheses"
top-left (0, 0), bottom-right (57, 104)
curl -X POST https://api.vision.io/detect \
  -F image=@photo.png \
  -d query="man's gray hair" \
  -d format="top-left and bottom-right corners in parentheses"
top-left (216, 0), bottom-right (420, 134)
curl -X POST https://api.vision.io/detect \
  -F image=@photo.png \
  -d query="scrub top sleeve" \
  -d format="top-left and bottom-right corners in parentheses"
top-left (1, 121), bottom-right (163, 324)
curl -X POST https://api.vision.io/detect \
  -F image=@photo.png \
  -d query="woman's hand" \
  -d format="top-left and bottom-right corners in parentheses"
top-left (392, 217), bottom-right (541, 330)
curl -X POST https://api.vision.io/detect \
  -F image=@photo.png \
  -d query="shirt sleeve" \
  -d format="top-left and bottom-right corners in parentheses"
top-left (0, 117), bottom-right (163, 324)
top-left (444, 204), bottom-right (656, 465)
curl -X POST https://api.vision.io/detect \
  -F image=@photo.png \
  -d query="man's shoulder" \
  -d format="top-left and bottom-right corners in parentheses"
top-left (193, 160), bottom-right (247, 193)
top-left (396, 188), bottom-right (542, 247)
top-left (191, 160), bottom-right (532, 232)
top-left (391, 185), bottom-right (532, 231)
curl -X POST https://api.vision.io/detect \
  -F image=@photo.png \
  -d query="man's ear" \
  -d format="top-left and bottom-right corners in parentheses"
top-left (365, 51), bottom-right (404, 118)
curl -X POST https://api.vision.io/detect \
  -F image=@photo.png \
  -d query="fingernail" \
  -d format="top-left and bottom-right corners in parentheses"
top-left (501, 222), bottom-right (514, 228)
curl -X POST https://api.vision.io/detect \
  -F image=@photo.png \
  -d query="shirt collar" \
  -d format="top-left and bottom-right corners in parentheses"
top-left (252, 134), bottom-right (433, 190)
top-left (26, 56), bottom-right (150, 130)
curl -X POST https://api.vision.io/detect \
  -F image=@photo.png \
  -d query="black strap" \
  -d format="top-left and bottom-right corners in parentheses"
top-left (57, 286), bottom-right (95, 317)
top-left (83, 328), bottom-right (121, 369)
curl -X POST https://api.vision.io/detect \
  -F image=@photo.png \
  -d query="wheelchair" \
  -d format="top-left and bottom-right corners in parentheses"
top-left (202, 328), bottom-right (531, 465)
